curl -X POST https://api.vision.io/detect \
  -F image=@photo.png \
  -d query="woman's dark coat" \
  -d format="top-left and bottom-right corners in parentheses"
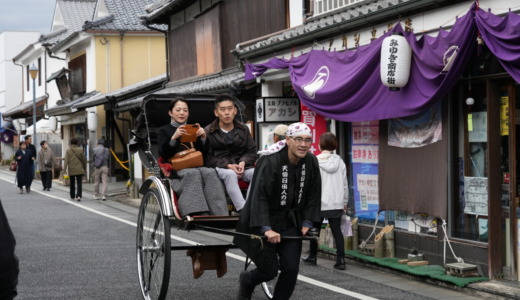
top-left (157, 123), bottom-right (205, 160)
top-left (15, 149), bottom-right (33, 188)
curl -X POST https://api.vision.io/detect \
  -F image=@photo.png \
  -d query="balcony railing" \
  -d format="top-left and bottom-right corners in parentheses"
top-left (314, 0), bottom-right (366, 16)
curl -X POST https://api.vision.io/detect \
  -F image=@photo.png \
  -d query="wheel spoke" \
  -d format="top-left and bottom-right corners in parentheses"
top-left (137, 188), bottom-right (171, 300)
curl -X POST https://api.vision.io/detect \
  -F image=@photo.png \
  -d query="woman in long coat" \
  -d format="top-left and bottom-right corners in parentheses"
top-left (15, 143), bottom-right (34, 194)
top-left (157, 97), bottom-right (228, 216)
top-left (63, 137), bottom-right (87, 201)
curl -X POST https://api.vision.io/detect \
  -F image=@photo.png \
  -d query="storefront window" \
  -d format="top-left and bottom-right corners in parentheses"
top-left (451, 81), bottom-right (488, 241)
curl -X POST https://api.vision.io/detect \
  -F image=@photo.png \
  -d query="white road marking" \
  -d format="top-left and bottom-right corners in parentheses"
top-left (1, 175), bottom-right (377, 300)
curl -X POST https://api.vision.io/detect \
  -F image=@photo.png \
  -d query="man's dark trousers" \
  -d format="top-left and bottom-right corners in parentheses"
top-left (40, 171), bottom-right (52, 190)
top-left (248, 227), bottom-right (301, 300)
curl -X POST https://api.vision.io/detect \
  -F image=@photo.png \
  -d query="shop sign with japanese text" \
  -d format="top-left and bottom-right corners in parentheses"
top-left (256, 98), bottom-right (300, 123)
top-left (300, 103), bottom-right (327, 155)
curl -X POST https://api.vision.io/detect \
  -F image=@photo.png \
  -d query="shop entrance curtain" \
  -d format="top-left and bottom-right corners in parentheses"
top-left (244, 6), bottom-right (520, 123)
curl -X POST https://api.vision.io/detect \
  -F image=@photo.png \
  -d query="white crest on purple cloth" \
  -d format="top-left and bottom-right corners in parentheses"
top-left (257, 122), bottom-right (312, 156)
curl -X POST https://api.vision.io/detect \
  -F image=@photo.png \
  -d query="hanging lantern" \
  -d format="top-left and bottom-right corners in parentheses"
top-left (380, 33), bottom-right (412, 91)
top-left (87, 111), bottom-right (97, 132)
top-left (48, 116), bottom-right (58, 132)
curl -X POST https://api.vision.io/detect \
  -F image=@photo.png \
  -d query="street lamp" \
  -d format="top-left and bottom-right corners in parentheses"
top-left (29, 64), bottom-right (38, 151)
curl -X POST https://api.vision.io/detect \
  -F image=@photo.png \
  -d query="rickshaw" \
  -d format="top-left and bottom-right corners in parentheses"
top-left (131, 94), bottom-right (313, 300)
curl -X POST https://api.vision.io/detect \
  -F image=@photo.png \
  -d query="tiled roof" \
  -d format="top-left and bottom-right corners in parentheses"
top-left (113, 95), bottom-right (147, 111)
top-left (114, 69), bottom-right (244, 111)
top-left (155, 69), bottom-right (244, 95)
top-left (84, 0), bottom-right (167, 31)
top-left (234, 0), bottom-right (454, 58)
top-left (143, 0), bottom-right (194, 24)
top-left (45, 91), bottom-right (100, 116)
top-left (46, 68), bottom-right (70, 82)
top-left (3, 96), bottom-right (48, 119)
top-left (40, 0), bottom-right (97, 46)
top-left (74, 73), bottom-right (167, 109)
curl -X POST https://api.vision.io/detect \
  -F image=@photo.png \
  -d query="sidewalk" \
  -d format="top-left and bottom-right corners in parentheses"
top-left (3, 166), bottom-right (519, 299)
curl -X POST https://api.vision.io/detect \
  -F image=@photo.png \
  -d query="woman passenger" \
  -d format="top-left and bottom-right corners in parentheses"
top-left (157, 97), bottom-right (228, 216)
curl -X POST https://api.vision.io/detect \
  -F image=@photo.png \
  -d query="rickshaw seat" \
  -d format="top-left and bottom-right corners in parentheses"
top-left (238, 180), bottom-right (249, 190)
top-left (157, 156), bottom-right (173, 178)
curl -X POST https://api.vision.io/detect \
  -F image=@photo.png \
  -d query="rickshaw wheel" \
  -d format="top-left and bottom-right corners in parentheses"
top-left (137, 187), bottom-right (171, 300)
top-left (261, 280), bottom-right (275, 299)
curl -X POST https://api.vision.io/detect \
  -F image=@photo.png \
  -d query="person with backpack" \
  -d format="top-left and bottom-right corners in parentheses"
top-left (93, 138), bottom-right (109, 201)
top-left (63, 137), bottom-right (87, 201)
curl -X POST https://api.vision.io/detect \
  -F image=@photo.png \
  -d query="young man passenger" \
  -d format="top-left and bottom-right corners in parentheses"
top-left (204, 95), bottom-right (257, 212)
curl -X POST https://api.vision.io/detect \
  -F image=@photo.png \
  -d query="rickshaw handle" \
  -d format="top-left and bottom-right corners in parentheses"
top-left (194, 224), bottom-right (319, 241)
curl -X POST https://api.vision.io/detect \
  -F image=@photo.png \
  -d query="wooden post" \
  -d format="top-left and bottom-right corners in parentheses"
top-left (352, 217), bottom-right (358, 251)
top-left (374, 232), bottom-right (384, 258)
top-left (384, 225), bottom-right (395, 258)
top-left (345, 236), bottom-right (352, 250)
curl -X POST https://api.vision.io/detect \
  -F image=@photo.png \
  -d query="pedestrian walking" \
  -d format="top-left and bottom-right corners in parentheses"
top-left (303, 132), bottom-right (348, 270)
top-left (14, 143), bottom-right (34, 194)
top-left (234, 122), bottom-right (321, 300)
top-left (23, 135), bottom-right (37, 178)
top-left (63, 137), bottom-right (87, 201)
top-left (93, 138), bottom-right (109, 201)
top-left (37, 141), bottom-right (56, 191)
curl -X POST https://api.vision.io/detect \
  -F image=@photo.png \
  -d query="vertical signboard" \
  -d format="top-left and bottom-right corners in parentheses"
top-left (351, 121), bottom-right (380, 220)
top-left (300, 104), bottom-right (327, 155)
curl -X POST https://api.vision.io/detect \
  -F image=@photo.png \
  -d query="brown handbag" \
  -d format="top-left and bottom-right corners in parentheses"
top-left (169, 143), bottom-right (204, 171)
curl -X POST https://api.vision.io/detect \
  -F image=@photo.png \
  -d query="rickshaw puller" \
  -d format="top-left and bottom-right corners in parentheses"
top-left (234, 122), bottom-right (321, 300)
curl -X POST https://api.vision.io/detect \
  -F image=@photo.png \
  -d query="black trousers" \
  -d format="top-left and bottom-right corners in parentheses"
top-left (69, 175), bottom-right (83, 199)
top-left (248, 227), bottom-right (301, 300)
top-left (40, 171), bottom-right (52, 190)
top-left (310, 217), bottom-right (345, 259)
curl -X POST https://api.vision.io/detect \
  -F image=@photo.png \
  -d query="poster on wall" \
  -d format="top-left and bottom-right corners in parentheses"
top-left (352, 145), bottom-right (378, 163)
top-left (351, 121), bottom-right (380, 220)
top-left (387, 101), bottom-right (442, 148)
top-left (463, 176), bottom-right (488, 216)
top-left (500, 96), bottom-right (509, 136)
top-left (468, 112), bottom-right (487, 142)
top-left (353, 163), bottom-right (381, 220)
top-left (300, 104), bottom-right (327, 155)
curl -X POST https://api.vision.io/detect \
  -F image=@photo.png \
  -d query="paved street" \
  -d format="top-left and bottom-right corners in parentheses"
top-left (1, 170), bottom-right (483, 300)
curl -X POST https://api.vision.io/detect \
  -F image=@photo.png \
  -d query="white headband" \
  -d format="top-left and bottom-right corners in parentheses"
top-left (286, 122), bottom-right (312, 138)
top-left (257, 122), bottom-right (312, 156)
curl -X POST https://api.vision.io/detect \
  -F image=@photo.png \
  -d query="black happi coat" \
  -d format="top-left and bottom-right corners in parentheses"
top-left (233, 147), bottom-right (321, 267)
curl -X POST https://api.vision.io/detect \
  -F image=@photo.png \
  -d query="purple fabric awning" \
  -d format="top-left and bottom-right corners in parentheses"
top-left (245, 7), bottom-right (520, 122)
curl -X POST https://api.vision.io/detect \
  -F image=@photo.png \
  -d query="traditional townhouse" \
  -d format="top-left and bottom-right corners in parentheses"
top-left (41, 0), bottom-right (166, 183)
top-left (232, 0), bottom-right (520, 282)
top-left (0, 31), bottom-right (41, 160)
top-left (8, 0), bottom-right (98, 175)
top-left (125, 0), bottom-right (291, 186)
